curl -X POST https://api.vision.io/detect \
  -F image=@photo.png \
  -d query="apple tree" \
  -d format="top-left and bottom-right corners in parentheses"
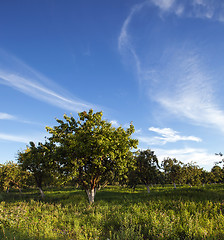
top-left (161, 158), bottom-right (184, 188)
top-left (46, 109), bottom-right (138, 204)
top-left (135, 149), bottom-right (160, 193)
top-left (17, 141), bottom-right (56, 198)
top-left (0, 161), bottom-right (30, 193)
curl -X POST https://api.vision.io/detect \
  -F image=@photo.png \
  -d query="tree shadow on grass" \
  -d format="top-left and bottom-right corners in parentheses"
top-left (95, 185), bottom-right (224, 206)
top-left (1, 185), bottom-right (224, 206)
top-left (157, 186), bottom-right (224, 202)
top-left (0, 187), bottom-right (87, 205)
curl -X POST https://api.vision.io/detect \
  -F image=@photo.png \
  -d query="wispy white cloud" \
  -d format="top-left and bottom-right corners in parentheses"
top-left (154, 147), bottom-right (220, 170)
top-left (118, 1), bottom-right (224, 133)
top-left (0, 50), bottom-right (96, 113)
top-left (151, 0), bottom-right (175, 11)
top-left (0, 131), bottom-right (47, 144)
top-left (150, 0), bottom-right (224, 22)
top-left (118, 1), bottom-right (149, 85)
top-left (110, 120), bottom-right (136, 128)
top-left (137, 127), bottom-right (201, 145)
top-left (158, 97), bottom-right (224, 132)
top-left (0, 112), bottom-right (16, 120)
top-left (0, 112), bottom-right (42, 126)
top-left (138, 135), bottom-right (162, 145)
top-left (118, 2), bottom-right (146, 51)
top-left (0, 70), bottom-right (91, 112)
top-left (135, 128), bottom-right (142, 134)
top-left (110, 120), bottom-right (120, 127)
top-left (155, 51), bottom-right (224, 132)
top-left (149, 127), bottom-right (202, 144)
top-left (0, 133), bottom-right (31, 143)
top-left (191, 0), bottom-right (220, 20)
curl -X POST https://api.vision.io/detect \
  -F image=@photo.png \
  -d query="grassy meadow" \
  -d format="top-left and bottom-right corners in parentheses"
top-left (0, 184), bottom-right (224, 239)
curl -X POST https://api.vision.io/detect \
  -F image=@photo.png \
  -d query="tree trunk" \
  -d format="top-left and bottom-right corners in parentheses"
top-left (17, 186), bottom-right (22, 194)
top-left (98, 181), bottom-right (108, 191)
top-left (38, 187), bottom-right (45, 199)
top-left (86, 188), bottom-right (96, 204)
top-left (146, 185), bottom-right (150, 193)
top-left (173, 183), bottom-right (176, 189)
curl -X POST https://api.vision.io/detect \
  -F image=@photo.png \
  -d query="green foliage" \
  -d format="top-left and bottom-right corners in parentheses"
top-left (210, 165), bottom-right (223, 183)
top-left (46, 109), bottom-right (138, 203)
top-left (17, 141), bottom-right (57, 198)
top-left (0, 162), bottom-right (30, 192)
top-left (136, 149), bottom-right (160, 185)
top-left (161, 158), bottom-right (184, 185)
top-left (183, 162), bottom-right (203, 186)
top-left (126, 149), bottom-right (161, 192)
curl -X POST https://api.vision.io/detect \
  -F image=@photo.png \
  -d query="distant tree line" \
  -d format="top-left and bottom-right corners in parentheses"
top-left (127, 151), bottom-right (224, 191)
top-left (0, 110), bottom-right (223, 203)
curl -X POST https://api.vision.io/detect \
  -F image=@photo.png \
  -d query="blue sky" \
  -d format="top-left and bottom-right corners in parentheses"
top-left (0, 0), bottom-right (224, 170)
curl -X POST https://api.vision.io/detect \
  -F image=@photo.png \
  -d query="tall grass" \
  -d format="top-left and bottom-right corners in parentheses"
top-left (0, 184), bottom-right (224, 239)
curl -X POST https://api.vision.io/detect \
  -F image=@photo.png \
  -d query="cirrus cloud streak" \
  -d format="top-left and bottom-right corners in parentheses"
top-left (0, 50), bottom-right (97, 113)
top-left (0, 112), bottom-right (16, 120)
top-left (118, 0), bottom-right (224, 133)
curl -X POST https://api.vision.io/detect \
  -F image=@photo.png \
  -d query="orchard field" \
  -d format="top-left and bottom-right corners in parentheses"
top-left (0, 184), bottom-right (224, 240)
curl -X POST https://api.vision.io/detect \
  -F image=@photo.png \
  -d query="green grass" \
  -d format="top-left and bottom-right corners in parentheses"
top-left (0, 184), bottom-right (224, 239)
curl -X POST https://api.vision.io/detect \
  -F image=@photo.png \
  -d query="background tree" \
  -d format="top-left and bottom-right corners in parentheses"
top-left (200, 169), bottom-right (210, 185)
top-left (0, 161), bottom-right (30, 193)
top-left (183, 162), bottom-right (203, 186)
top-left (46, 109), bottom-right (138, 204)
top-left (124, 151), bottom-right (138, 190)
top-left (161, 158), bottom-right (183, 188)
top-left (17, 141), bottom-right (56, 198)
top-left (215, 152), bottom-right (224, 168)
top-left (210, 165), bottom-right (223, 183)
top-left (135, 149), bottom-right (160, 193)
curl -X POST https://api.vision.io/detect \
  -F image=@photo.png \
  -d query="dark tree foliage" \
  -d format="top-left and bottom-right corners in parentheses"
top-left (17, 141), bottom-right (56, 198)
top-left (0, 161), bottom-right (30, 193)
top-left (135, 149), bottom-right (160, 193)
top-left (161, 158), bottom-right (184, 188)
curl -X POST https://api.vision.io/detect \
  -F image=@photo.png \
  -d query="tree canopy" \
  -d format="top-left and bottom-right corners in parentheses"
top-left (0, 161), bottom-right (30, 193)
top-left (161, 158), bottom-right (184, 188)
top-left (17, 141), bottom-right (56, 198)
top-left (46, 109), bottom-right (138, 203)
top-left (135, 149), bottom-right (160, 193)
